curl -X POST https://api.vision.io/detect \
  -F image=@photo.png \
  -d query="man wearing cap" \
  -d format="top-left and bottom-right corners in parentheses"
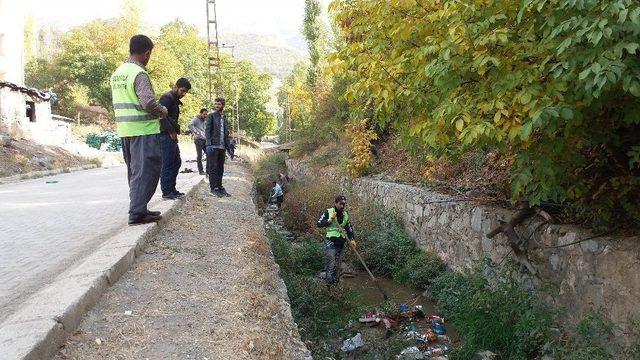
top-left (317, 195), bottom-right (356, 285)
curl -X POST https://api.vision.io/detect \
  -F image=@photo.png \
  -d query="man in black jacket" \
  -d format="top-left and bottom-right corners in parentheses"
top-left (205, 97), bottom-right (232, 197)
top-left (159, 78), bottom-right (191, 200)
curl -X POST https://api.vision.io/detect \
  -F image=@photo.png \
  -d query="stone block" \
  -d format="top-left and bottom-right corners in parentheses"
top-left (471, 207), bottom-right (483, 231)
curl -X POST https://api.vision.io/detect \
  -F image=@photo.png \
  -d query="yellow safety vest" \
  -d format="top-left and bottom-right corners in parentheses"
top-left (110, 62), bottom-right (160, 137)
top-left (326, 208), bottom-right (349, 239)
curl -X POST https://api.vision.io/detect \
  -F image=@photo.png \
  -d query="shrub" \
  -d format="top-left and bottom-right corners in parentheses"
top-left (268, 231), bottom-right (361, 344)
top-left (394, 251), bottom-right (447, 289)
top-left (253, 152), bottom-right (287, 204)
top-left (281, 181), bottom-right (340, 234)
top-left (429, 268), bottom-right (554, 359)
top-left (356, 220), bottom-right (416, 277)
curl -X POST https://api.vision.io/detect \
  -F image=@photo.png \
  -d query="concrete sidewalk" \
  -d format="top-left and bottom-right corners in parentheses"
top-left (0, 156), bottom-right (204, 359)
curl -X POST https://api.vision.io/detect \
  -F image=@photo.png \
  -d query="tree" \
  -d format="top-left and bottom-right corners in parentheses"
top-left (236, 61), bottom-right (275, 140)
top-left (302, 0), bottom-right (326, 86)
top-left (325, 0), bottom-right (640, 226)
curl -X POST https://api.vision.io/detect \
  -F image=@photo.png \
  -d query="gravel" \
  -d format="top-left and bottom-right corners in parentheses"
top-left (55, 163), bottom-right (310, 360)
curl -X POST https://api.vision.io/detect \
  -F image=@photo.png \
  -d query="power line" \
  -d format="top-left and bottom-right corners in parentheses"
top-left (205, 0), bottom-right (222, 104)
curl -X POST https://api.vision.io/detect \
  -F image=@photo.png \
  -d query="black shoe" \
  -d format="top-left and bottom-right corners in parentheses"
top-left (199, 171), bottom-right (206, 175)
top-left (128, 214), bottom-right (162, 225)
top-left (210, 188), bottom-right (223, 197)
top-left (172, 191), bottom-right (185, 197)
top-left (162, 193), bottom-right (182, 200)
top-left (147, 210), bottom-right (161, 216)
top-left (219, 187), bottom-right (231, 197)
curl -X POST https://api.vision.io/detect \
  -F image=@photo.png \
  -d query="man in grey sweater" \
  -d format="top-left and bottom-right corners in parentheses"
top-left (188, 108), bottom-right (208, 175)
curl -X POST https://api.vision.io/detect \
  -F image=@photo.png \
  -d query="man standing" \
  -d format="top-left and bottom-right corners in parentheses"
top-left (188, 108), bottom-right (208, 175)
top-left (317, 195), bottom-right (356, 285)
top-left (205, 97), bottom-right (232, 197)
top-left (111, 34), bottom-right (167, 225)
top-left (158, 78), bottom-right (191, 200)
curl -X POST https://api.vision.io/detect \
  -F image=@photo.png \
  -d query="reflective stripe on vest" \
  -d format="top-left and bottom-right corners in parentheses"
top-left (326, 208), bottom-right (349, 238)
top-left (110, 62), bottom-right (160, 137)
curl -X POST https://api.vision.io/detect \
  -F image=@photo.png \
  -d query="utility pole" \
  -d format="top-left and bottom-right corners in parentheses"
top-left (220, 44), bottom-right (239, 142)
top-left (206, 0), bottom-right (222, 105)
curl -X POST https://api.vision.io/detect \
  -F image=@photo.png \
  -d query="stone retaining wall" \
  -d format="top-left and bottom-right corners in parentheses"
top-left (287, 159), bottom-right (640, 338)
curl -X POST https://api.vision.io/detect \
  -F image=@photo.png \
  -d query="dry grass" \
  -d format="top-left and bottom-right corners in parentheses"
top-left (0, 136), bottom-right (92, 178)
top-left (55, 164), bottom-right (308, 360)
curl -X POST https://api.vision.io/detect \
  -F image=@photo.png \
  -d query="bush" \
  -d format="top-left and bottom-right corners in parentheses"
top-left (253, 153), bottom-right (287, 204)
top-left (331, 0), bottom-right (640, 229)
top-left (357, 220), bottom-right (416, 277)
top-left (268, 230), bottom-right (361, 344)
top-left (554, 312), bottom-right (617, 360)
top-left (281, 181), bottom-right (340, 234)
top-left (291, 240), bottom-right (325, 276)
top-left (394, 251), bottom-right (447, 289)
top-left (429, 268), bottom-right (554, 359)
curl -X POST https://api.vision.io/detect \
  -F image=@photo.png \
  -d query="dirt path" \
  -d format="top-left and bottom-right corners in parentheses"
top-left (55, 163), bottom-right (309, 360)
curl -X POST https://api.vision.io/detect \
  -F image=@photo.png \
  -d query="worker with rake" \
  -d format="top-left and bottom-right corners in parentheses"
top-left (317, 195), bottom-right (356, 285)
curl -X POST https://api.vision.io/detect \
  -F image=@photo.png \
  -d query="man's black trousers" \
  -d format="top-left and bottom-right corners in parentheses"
top-left (206, 148), bottom-right (226, 191)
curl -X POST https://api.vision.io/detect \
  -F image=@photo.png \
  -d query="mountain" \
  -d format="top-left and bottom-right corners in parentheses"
top-left (218, 33), bottom-right (307, 81)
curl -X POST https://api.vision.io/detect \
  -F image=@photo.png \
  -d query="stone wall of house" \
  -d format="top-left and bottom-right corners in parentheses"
top-left (286, 159), bottom-right (640, 338)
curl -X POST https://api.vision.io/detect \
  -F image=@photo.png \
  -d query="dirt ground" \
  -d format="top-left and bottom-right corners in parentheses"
top-left (55, 163), bottom-right (310, 360)
top-left (0, 136), bottom-right (95, 178)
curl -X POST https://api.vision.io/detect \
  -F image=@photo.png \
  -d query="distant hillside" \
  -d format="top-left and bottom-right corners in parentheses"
top-left (218, 33), bottom-right (307, 81)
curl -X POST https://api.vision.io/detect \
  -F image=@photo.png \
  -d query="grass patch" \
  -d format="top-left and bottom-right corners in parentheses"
top-left (252, 152), bottom-right (287, 207)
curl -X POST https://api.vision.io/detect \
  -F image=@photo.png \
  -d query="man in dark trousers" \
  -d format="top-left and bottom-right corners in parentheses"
top-left (188, 108), bottom-right (208, 175)
top-left (158, 78), bottom-right (191, 200)
top-left (205, 97), bottom-right (232, 197)
top-left (317, 195), bottom-right (356, 285)
top-left (111, 35), bottom-right (168, 225)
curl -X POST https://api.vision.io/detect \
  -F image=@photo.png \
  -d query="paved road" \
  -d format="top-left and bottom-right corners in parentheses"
top-left (0, 155), bottom-right (199, 321)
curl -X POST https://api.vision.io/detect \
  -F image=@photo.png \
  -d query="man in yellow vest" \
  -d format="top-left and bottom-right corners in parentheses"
top-left (110, 35), bottom-right (168, 225)
top-left (317, 195), bottom-right (357, 285)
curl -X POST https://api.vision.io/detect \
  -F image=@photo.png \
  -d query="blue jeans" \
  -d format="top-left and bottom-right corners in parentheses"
top-left (159, 133), bottom-right (181, 196)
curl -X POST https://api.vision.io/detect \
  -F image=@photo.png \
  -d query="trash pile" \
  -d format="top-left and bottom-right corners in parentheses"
top-left (337, 303), bottom-right (453, 358)
top-left (397, 305), bottom-right (451, 359)
top-left (86, 132), bottom-right (121, 152)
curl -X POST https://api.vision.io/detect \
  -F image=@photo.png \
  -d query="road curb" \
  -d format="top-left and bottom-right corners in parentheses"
top-left (0, 176), bottom-right (204, 360)
top-left (0, 164), bottom-right (100, 185)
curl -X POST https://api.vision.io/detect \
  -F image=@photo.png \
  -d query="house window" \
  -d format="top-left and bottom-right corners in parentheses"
top-left (26, 101), bottom-right (36, 122)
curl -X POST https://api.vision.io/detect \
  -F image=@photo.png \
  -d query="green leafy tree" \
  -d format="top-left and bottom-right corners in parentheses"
top-left (326, 0), bottom-right (640, 227)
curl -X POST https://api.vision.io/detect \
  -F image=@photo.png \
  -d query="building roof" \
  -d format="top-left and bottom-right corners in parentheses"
top-left (0, 81), bottom-right (51, 102)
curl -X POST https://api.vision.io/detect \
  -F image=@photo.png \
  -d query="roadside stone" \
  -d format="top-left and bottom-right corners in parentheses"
top-left (580, 239), bottom-right (599, 253)
top-left (0, 133), bottom-right (11, 146)
top-left (557, 232), bottom-right (578, 247)
top-left (549, 254), bottom-right (561, 271)
top-left (30, 156), bottom-right (51, 168)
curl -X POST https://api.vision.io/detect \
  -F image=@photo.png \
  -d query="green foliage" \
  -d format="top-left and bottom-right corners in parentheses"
top-left (429, 268), bottom-right (554, 359)
top-left (252, 152), bottom-right (287, 205)
top-left (236, 62), bottom-right (276, 140)
top-left (269, 230), bottom-right (361, 341)
top-left (24, 3), bottom-right (275, 139)
top-left (303, 0), bottom-right (327, 86)
top-left (324, 0), bottom-right (640, 227)
top-left (554, 311), bottom-right (614, 360)
top-left (272, 177), bottom-right (640, 358)
top-left (394, 252), bottom-right (447, 290)
top-left (281, 180), bottom-right (341, 234)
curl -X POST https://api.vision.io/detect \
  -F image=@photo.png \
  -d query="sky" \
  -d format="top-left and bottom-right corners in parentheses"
top-left (23, 0), bottom-right (329, 51)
